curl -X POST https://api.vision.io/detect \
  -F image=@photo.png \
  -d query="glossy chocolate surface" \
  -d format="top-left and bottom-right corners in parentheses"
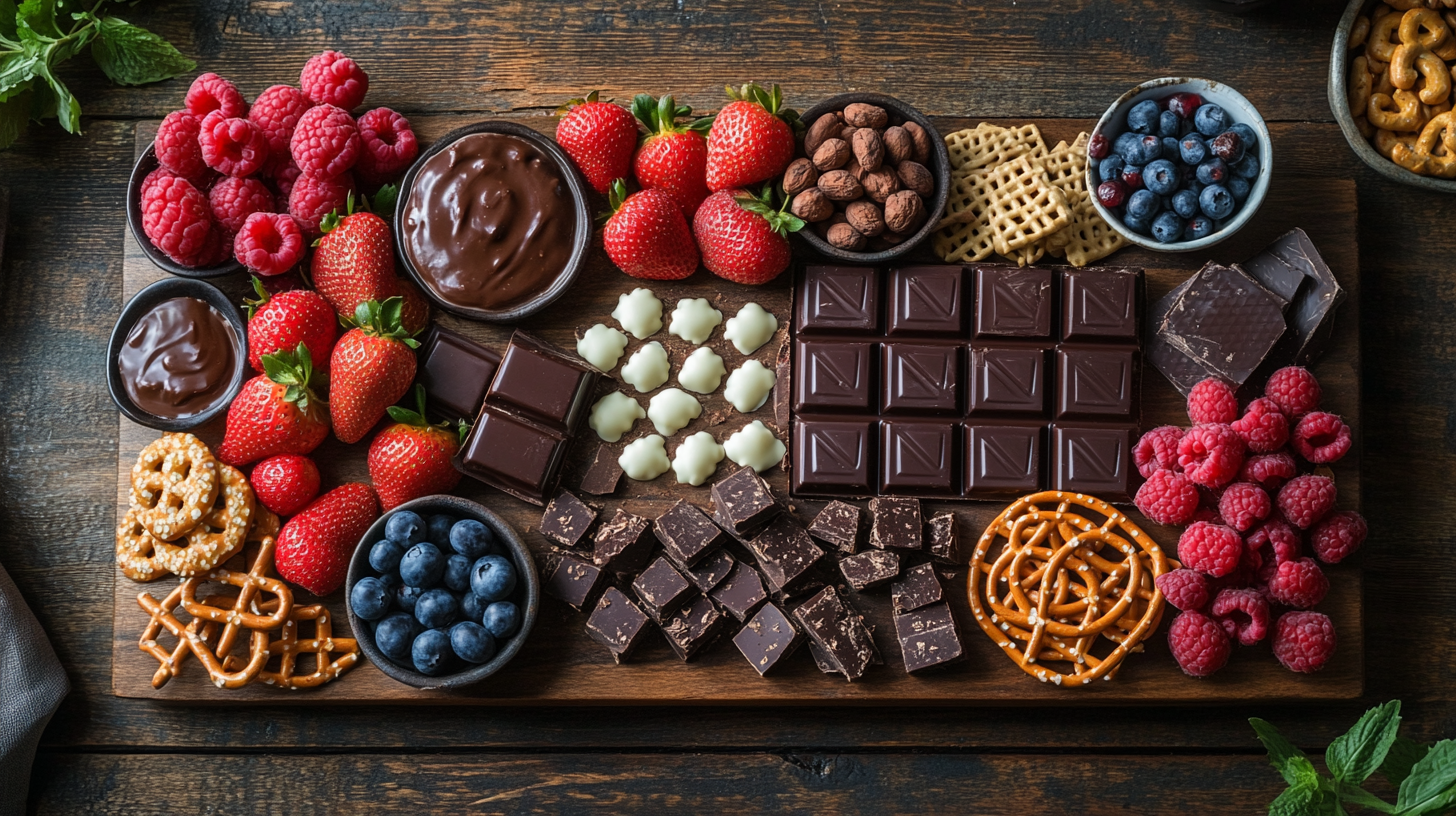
top-left (894, 602), bottom-right (964, 673)
top-left (886, 266), bottom-right (964, 335)
top-left (792, 587), bottom-right (878, 681)
top-left (543, 553), bottom-right (607, 612)
top-left (891, 562), bottom-right (943, 614)
top-left (659, 595), bottom-right (725, 661)
top-left (457, 406), bottom-right (568, 505)
top-left (653, 500), bottom-right (723, 568)
top-left (709, 562), bottom-right (768, 622)
top-left (709, 467), bottom-right (780, 537)
top-left (631, 556), bottom-right (694, 622)
top-left (1050, 422), bottom-right (1138, 502)
top-left (417, 326), bottom-right (501, 422)
top-left (485, 332), bottom-right (596, 433)
top-left (584, 587), bottom-right (651, 663)
top-left (869, 496), bottom-right (922, 550)
top-left (744, 515), bottom-right (825, 593)
top-left (733, 603), bottom-right (803, 676)
top-left (118, 296), bottom-right (239, 419)
top-left (1061, 267), bottom-right (1140, 341)
top-left (797, 266), bottom-right (880, 333)
top-left (837, 550), bottom-right (900, 591)
top-left (973, 265), bottom-right (1054, 339)
top-left (540, 491), bottom-right (597, 549)
top-left (807, 500), bottom-right (862, 553)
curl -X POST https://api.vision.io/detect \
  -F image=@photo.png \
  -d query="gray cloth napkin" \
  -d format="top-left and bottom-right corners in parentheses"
top-left (0, 560), bottom-right (69, 815)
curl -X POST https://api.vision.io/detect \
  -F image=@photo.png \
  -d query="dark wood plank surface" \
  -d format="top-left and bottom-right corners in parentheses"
top-left (2, 0), bottom-right (1450, 810)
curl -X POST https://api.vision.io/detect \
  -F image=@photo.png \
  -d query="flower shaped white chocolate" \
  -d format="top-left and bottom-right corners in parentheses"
top-left (588, 391), bottom-right (645, 442)
top-left (723, 359), bottom-right (775, 413)
top-left (618, 435), bottom-right (671, 481)
top-left (647, 388), bottom-right (702, 436)
top-left (671, 431), bottom-right (725, 486)
top-left (677, 347), bottom-right (726, 394)
top-left (723, 302), bottom-right (778, 355)
top-left (576, 323), bottom-right (629, 372)
top-left (620, 341), bottom-right (670, 393)
top-left (611, 287), bottom-right (663, 340)
top-left (668, 297), bottom-right (723, 345)
top-left (723, 420), bottom-right (786, 472)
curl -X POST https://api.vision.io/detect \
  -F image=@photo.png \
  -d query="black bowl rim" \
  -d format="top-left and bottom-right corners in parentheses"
top-left (392, 120), bottom-right (593, 323)
top-left (792, 92), bottom-right (953, 264)
top-left (126, 145), bottom-right (245, 279)
top-left (106, 277), bottom-right (248, 432)
top-left (344, 494), bottom-right (541, 691)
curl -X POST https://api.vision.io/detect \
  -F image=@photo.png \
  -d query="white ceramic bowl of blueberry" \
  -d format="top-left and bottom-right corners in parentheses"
top-left (1086, 77), bottom-right (1273, 252)
top-left (345, 494), bottom-right (539, 690)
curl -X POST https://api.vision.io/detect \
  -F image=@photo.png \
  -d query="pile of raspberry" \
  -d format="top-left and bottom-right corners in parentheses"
top-left (1132, 367), bottom-right (1364, 679)
top-left (139, 51), bottom-right (418, 275)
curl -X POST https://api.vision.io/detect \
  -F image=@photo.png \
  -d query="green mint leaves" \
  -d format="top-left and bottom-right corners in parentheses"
top-left (91, 16), bottom-right (193, 85)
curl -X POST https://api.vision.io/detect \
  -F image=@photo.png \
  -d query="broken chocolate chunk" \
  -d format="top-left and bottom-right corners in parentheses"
top-left (710, 466), bottom-right (781, 538)
top-left (894, 602), bottom-right (964, 673)
top-left (1147, 262), bottom-right (1285, 396)
top-left (924, 512), bottom-right (965, 564)
top-left (631, 556), bottom-right (695, 622)
top-left (808, 500), bottom-right (862, 554)
top-left (745, 515), bottom-right (825, 593)
top-left (579, 444), bottom-right (624, 496)
top-left (684, 548), bottom-right (736, 593)
top-left (869, 496), bottom-right (922, 550)
top-left (837, 550), bottom-right (900, 591)
top-left (653, 500), bottom-right (724, 568)
top-left (659, 594), bottom-right (725, 661)
top-left (792, 586), bottom-right (879, 681)
top-left (710, 562), bottom-right (769, 622)
top-left (540, 490), bottom-right (597, 549)
top-left (733, 603), bottom-right (804, 676)
top-left (592, 508), bottom-right (655, 573)
top-left (585, 587), bottom-right (652, 663)
top-left (543, 552), bottom-right (608, 611)
top-left (891, 562), bottom-right (944, 615)
top-left (1254, 228), bottom-right (1346, 368)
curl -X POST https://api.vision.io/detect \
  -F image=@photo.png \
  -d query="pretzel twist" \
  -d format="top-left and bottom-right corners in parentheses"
top-left (1392, 110), bottom-right (1456, 175)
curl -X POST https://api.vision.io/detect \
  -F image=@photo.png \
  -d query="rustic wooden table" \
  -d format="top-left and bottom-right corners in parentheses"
top-left (3, 1), bottom-right (1445, 812)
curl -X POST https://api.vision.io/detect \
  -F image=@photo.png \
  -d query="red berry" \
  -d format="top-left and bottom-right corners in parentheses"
top-left (1167, 92), bottom-right (1203, 119)
top-left (272, 159), bottom-right (303, 198)
top-left (1277, 474), bottom-right (1337, 529)
top-left (1292, 411), bottom-right (1352, 464)
top-left (1268, 557), bottom-right (1329, 609)
top-left (705, 83), bottom-right (797, 193)
top-left (1239, 451), bottom-right (1298, 491)
top-left (1155, 568), bottom-right (1211, 612)
top-left (140, 173), bottom-right (213, 265)
top-left (154, 110), bottom-right (206, 181)
top-left (1310, 511), bottom-right (1367, 565)
top-left (1211, 587), bottom-right (1270, 646)
top-left (1133, 425), bottom-right (1185, 479)
top-left (1178, 521), bottom-right (1244, 578)
top-left (1168, 610), bottom-right (1231, 677)
top-left (1231, 397), bottom-right (1290, 453)
top-left (185, 73), bottom-right (246, 120)
top-left (1248, 518), bottom-right (1302, 573)
top-left (290, 104), bottom-right (361, 179)
top-left (555, 91), bottom-right (639, 195)
top-left (602, 183), bottom-right (699, 280)
top-left (1264, 366), bottom-right (1321, 418)
top-left (300, 50), bottom-right (369, 111)
top-left (355, 107), bottom-right (419, 185)
top-left (288, 171), bottom-right (354, 237)
top-left (250, 454), bottom-right (321, 517)
top-left (1217, 482), bottom-right (1271, 533)
top-left (274, 483), bottom-right (380, 595)
top-left (1122, 165), bottom-right (1143, 190)
top-left (1096, 180), bottom-right (1127, 208)
top-left (1272, 611), bottom-right (1336, 673)
top-left (248, 85), bottom-right (314, 172)
top-left (1187, 378), bottom-right (1238, 424)
top-left (1087, 132), bottom-right (1110, 159)
top-left (198, 111), bottom-right (269, 178)
top-left (692, 188), bottom-right (795, 286)
top-left (234, 212), bottom-right (306, 276)
top-left (245, 281), bottom-right (338, 373)
top-left (1177, 424), bottom-right (1245, 488)
top-left (209, 176), bottom-right (275, 234)
top-left (1134, 469), bottom-right (1199, 525)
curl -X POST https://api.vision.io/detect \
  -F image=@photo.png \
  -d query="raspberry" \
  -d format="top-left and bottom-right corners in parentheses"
top-left (198, 111), bottom-right (269, 178)
top-left (1248, 519), bottom-right (1302, 567)
top-left (1277, 474), bottom-right (1337, 529)
top-left (1177, 424), bottom-right (1245, 488)
top-left (355, 107), bottom-right (419, 185)
top-left (208, 176), bottom-right (275, 234)
top-left (272, 159), bottom-right (303, 198)
top-left (288, 171), bottom-right (354, 236)
top-left (1239, 451), bottom-right (1298, 491)
top-left (140, 173), bottom-right (213, 265)
top-left (248, 85), bottom-right (314, 171)
top-left (1217, 482), bottom-right (1270, 532)
top-left (290, 104), bottom-right (360, 179)
top-left (300, 50), bottom-right (369, 110)
top-left (1133, 425), bottom-right (1185, 478)
top-left (1187, 378), bottom-right (1238, 424)
top-left (1210, 587), bottom-right (1270, 645)
top-left (185, 72), bottom-right (247, 119)
top-left (1190, 506), bottom-right (1226, 525)
top-left (1167, 610), bottom-right (1231, 677)
top-left (233, 212), bottom-right (305, 276)
top-left (1134, 469), bottom-right (1199, 525)
top-left (1310, 511), bottom-right (1367, 565)
top-left (194, 224), bottom-right (233, 268)
top-left (1268, 557), bottom-right (1329, 609)
top-left (1230, 397), bottom-right (1290, 453)
top-left (153, 110), bottom-right (205, 181)
top-left (1177, 521), bottom-right (1244, 577)
top-left (1272, 611), bottom-right (1336, 673)
top-left (1154, 568), bottom-right (1210, 612)
top-left (1265, 366), bottom-right (1322, 418)
top-left (1292, 412), bottom-right (1352, 464)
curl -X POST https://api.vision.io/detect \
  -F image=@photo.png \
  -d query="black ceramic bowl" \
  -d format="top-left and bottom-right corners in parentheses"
top-left (793, 92), bottom-right (952, 264)
top-left (392, 120), bottom-right (592, 323)
top-left (106, 277), bottom-right (248, 432)
top-left (126, 145), bottom-right (244, 279)
top-left (345, 494), bottom-right (540, 691)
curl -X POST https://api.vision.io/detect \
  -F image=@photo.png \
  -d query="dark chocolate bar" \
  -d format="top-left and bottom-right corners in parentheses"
top-left (585, 587), bottom-right (652, 663)
top-left (1050, 422), bottom-right (1138, 502)
top-left (659, 594), bottom-right (725, 661)
top-left (684, 549), bottom-right (736, 593)
top-left (808, 500), bottom-right (862, 553)
top-left (631, 556), bottom-right (695, 622)
top-left (887, 266), bottom-right (965, 335)
top-left (837, 550), bottom-right (900, 591)
top-left (792, 586), bottom-right (879, 682)
top-left (484, 331), bottom-right (597, 434)
top-left (580, 444), bottom-right (623, 496)
top-left (924, 512), bottom-right (965, 564)
top-left (654, 500), bottom-right (724, 568)
top-left (1253, 228), bottom-right (1346, 368)
top-left (894, 602), bottom-right (964, 673)
top-left (456, 406), bottom-right (569, 505)
top-left (973, 265), bottom-right (1054, 339)
top-left (1155, 262), bottom-right (1284, 390)
top-left (543, 552), bottom-right (608, 611)
top-left (540, 491), bottom-right (597, 549)
top-left (710, 561), bottom-right (769, 622)
top-left (710, 467), bottom-right (781, 537)
top-left (733, 603), bottom-right (803, 676)
top-left (417, 326), bottom-right (501, 423)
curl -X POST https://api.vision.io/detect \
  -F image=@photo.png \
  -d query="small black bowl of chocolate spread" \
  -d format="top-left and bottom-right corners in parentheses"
top-left (107, 277), bottom-right (247, 432)
top-left (394, 121), bottom-right (591, 323)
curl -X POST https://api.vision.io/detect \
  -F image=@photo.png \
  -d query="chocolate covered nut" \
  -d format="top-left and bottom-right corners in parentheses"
top-left (895, 160), bottom-right (935, 198)
top-left (883, 125), bottom-right (915, 165)
top-left (792, 188), bottom-right (834, 222)
top-left (861, 166), bottom-right (901, 204)
top-left (844, 102), bottom-right (889, 129)
top-left (844, 200), bottom-right (886, 237)
top-left (851, 127), bottom-right (884, 172)
top-left (845, 157), bottom-right (866, 181)
top-left (883, 189), bottom-right (926, 234)
top-left (818, 169), bottom-right (864, 201)
top-left (814, 211), bottom-right (848, 239)
top-left (902, 121), bottom-right (933, 164)
top-left (804, 112), bottom-right (844, 157)
top-left (827, 222), bottom-right (866, 250)
top-left (783, 158), bottom-right (819, 195)
top-left (812, 138), bottom-right (851, 171)
top-left (839, 125), bottom-right (860, 143)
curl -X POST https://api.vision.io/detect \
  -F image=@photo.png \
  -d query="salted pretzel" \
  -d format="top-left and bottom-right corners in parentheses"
top-left (129, 433), bottom-right (219, 542)
top-left (1370, 88), bottom-right (1427, 130)
top-left (257, 603), bottom-right (360, 689)
top-left (1393, 110), bottom-right (1456, 175)
top-left (181, 531), bottom-right (293, 637)
top-left (968, 491), bottom-right (1170, 687)
top-left (115, 506), bottom-right (168, 582)
top-left (1392, 9), bottom-right (1456, 104)
top-left (138, 584), bottom-right (271, 689)
top-left (152, 463), bottom-right (254, 577)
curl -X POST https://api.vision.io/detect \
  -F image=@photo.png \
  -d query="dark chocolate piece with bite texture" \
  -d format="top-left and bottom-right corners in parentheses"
top-left (659, 594), bottom-right (725, 661)
top-left (456, 406), bottom-right (569, 506)
top-left (484, 330), bottom-right (597, 433)
top-left (881, 342), bottom-right (960, 414)
top-left (1254, 228), bottom-right (1346, 368)
top-left (892, 562), bottom-right (944, 614)
top-left (585, 587), bottom-right (652, 663)
top-left (886, 266), bottom-right (964, 336)
top-left (837, 550), bottom-right (900, 591)
top-left (543, 552), bottom-right (608, 611)
top-left (592, 508), bottom-right (655, 573)
top-left (710, 467), bottom-right (781, 538)
top-left (631, 556), bottom-right (695, 622)
top-left (1055, 345), bottom-right (1138, 420)
top-left (580, 444), bottom-right (623, 495)
top-left (798, 266), bottom-right (880, 333)
top-left (924, 512), bottom-right (965, 564)
top-left (745, 515), bottom-right (825, 592)
top-left (967, 344), bottom-right (1049, 416)
top-left (808, 500), bottom-right (862, 553)
top-left (733, 603), bottom-right (803, 676)
top-left (869, 496), bottom-right (922, 550)
top-left (792, 419), bottom-right (875, 496)
top-left (710, 562), bottom-right (769, 622)
top-left (973, 265), bottom-right (1054, 339)
top-left (653, 500), bottom-right (723, 568)
top-left (540, 490), bottom-right (597, 549)
top-left (793, 339), bottom-right (874, 413)
top-left (1061, 267), bottom-right (1140, 342)
top-left (793, 586), bottom-right (879, 681)
top-left (1154, 262), bottom-right (1284, 392)
top-left (417, 326), bottom-right (501, 423)
top-left (684, 548), bottom-right (736, 593)
top-left (963, 421), bottom-right (1043, 498)
top-left (879, 419), bottom-right (956, 496)
top-left (894, 602), bottom-right (964, 673)
top-left (1050, 422), bottom-right (1137, 502)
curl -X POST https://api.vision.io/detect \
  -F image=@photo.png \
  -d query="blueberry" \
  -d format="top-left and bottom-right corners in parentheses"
top-left (482, 601), bottom-right (522, 640)
top-left (350, 577), bottom-right (392, 621)
top-left (1127, 99), bottom-right (1161, 135)
top-left (1187, 215), bottom-right (1216, 240)
top-left (1228, 175), bottom-right (1251, 203)
top-left (1150, 211), bottom-right (1185, 243)
top-left (1195, 157), bottom-right (1228, 185)
top-left (400, 542), bottom-right (446, 588)
top-left (414, 587), bottom-right (459, 629)
top-left (411, 628), bottom-right (453, 676)
top-left (1138, 134), bottom-right (1162, 164)
top-left (1199, 184), bottom-right (1235, 220)
top-left (1157, 110), bottom-right (1180, 138)
top-left (1161, 136), bottom-right (1181, 162)
top-left (1178, 134), bottom-right (1208, 165)
top-left (1209, 130), bottom-right (1245, 164)
top-left (1172, 189), bottom-right (1200, 219)
top-left (378, 571), bottom-right (402, 590)
top-left (471, 554), bottom-right (517, 602)
top-left (385, 511), bottom-right (427, 547)
top-left (449, 519), bottom-right (496, 559)
top-left (426, 513), bottom-right (456, 546)
top-left (1233, 153), bottom-right (1260, 180)
top-left (1098, 155), bottom-right (1123, 184)
top-left (449, 621), bottom-right (498, 664)
top-left (396, 584), bottom-right (425, 613)
top-left (368, 539), bottom-right (405, 574)
top-left (461, 591), bottom-right (489, 624)
top-left (1194, 104), bottom-right (1228, 137)
top-left (1126, 189), bottom-right (1159, 220)
top-left (1142, 159), bottom-right (1180, 196)
top-left (374, 612), bottom-right (422, 664)
top-left (443, 553), bottom-right (473, 592)
top-left (1227, 123), bottom-right (1258, 151)
top-left (1114, 132), bottom-right (1143, 164)
top-left (1122, 210), bottom-right (1153, 235)
top-left (1187, 179), bottom-right (1205, 197)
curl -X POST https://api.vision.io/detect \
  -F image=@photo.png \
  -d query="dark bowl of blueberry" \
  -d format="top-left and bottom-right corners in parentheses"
top-left (1086, 77), bottom-right (1273, 251)
top-left (344, 494), bottom-right (539, 690)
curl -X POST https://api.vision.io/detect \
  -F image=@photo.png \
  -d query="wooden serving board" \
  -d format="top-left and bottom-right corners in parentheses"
top-left (114, 117), bottom-right (1362, 704)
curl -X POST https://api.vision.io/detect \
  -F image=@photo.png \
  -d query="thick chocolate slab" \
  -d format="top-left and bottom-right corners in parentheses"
top-left (592, 508), bottom-right (655, 574)
top-left (683, 549), bottom-right (736, 593)
top-left (793, 339), bottom-right (875, 412)
top-left (869, 496), bottom-right (922, 550)
top-left (891, 562), bottom-right (944, 614)
top-left (798, 266), bottom-right (880, 334)
top-left (456, 406), bottom-right (569, 505)
top-left (973, 265), bottom-right (1054, 339)
top-left (1061, 267), bottom-right (1140, 342)
top-left (894, 602), bottom-right (965, 673)
top-left (879, 419), bottom-right (957, 495)
top-left (632, 556), bottom-right (695, 622)
top-left (881, 342), bottom-right (961, 414)
top-left (792, 418), bottom-right (875, 496)
top-left (710, 562), bottom-right (769, 622)
top-left (1050, 422), bottom-right (1138, 501)
top-left (709, 467), bottom-right (781, 537)
top-left (1257, 228), bottom-right (1347, 368)
top-left (1155, 262), bottom-right (1284, 390)
top-left (417, 325), bottom-right (501, 423)
top-left (886, 266), bottom-right (965, 335)
top-left (543, 553), bottom-right (609, 612)
top-left (585, 587), bottom-right (652, 664)
top-left (967, 344), bottom-right (1049, 416)
top-left (485, 331), bottom-right (597, 433)
top-left (838, 550), bottom-right (900, 591)
top-left (540, 491), bottom-right (597, 549)
top-left (807, 500), bottom-right (862, 553)
top-left (744, 515), bottom-right (825, 592)
top-left (659, 595), bottom-right (726, 662)
top-left (1055, 345), bottom-right (1138, 420)
top-left (963, 422), bottom-right (1043, 497)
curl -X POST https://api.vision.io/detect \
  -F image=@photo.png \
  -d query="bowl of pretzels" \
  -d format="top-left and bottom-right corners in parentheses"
top-left (1332, 0), bottom-right (1456, 191)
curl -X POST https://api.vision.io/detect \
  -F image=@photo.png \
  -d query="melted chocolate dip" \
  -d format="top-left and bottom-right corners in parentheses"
top-left (402, 132), bottom-right (576, 312)
top-left (118, 297), bottom-right (239, 419)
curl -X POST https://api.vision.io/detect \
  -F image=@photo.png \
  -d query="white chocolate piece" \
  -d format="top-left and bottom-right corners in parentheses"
top-left (611, 288), bottom-right (663, 340)
top-left (677, 347), bottom-right (726, 394)
top-left (723, 302), bottom-right (778, 355)
top-left (646, 388), bottom-right (702, 436)
top-left (619, 341), bottom-right (670, 393)
top-left (618, 435), bottom-right (671, 481)
top-left (671, 432), bottom-right (725, 486)
top-left (588, 391), bottom-right (645, 443)
top-left (723, 420), bottom-right (786, 472)
top-left (668, 297), bottom-right (723, 345)
top-left (723, 359), bottom-right (776, 413)
top-left (576, 323), bottom-right (629, 372)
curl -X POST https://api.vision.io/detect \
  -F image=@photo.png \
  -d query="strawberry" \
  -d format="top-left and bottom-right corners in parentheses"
top-left (631, 93), bottom-right (712, 217)
top-left (310, 188), bottom-right (429, 334)
top-left (275, 482), bottom-right (380, 595)
top-left (692, 186), bottom-right (804, 285)
top-left (243, 276), bottom-right (338, 373)
top-left (216, 344), bottom-right (330, 467)
top-left (367, 385), bottom-right (465, 511)
top-left (601, 180), bottom-right (699, 281)
top-left (328, 297), bottom-right (419, 444)
top-left (705, 83), bottom-right (800, 192)
top-left (250, 454), bottom-right (321, 517)
top-left (555, 91), bottom-right (638, 194)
